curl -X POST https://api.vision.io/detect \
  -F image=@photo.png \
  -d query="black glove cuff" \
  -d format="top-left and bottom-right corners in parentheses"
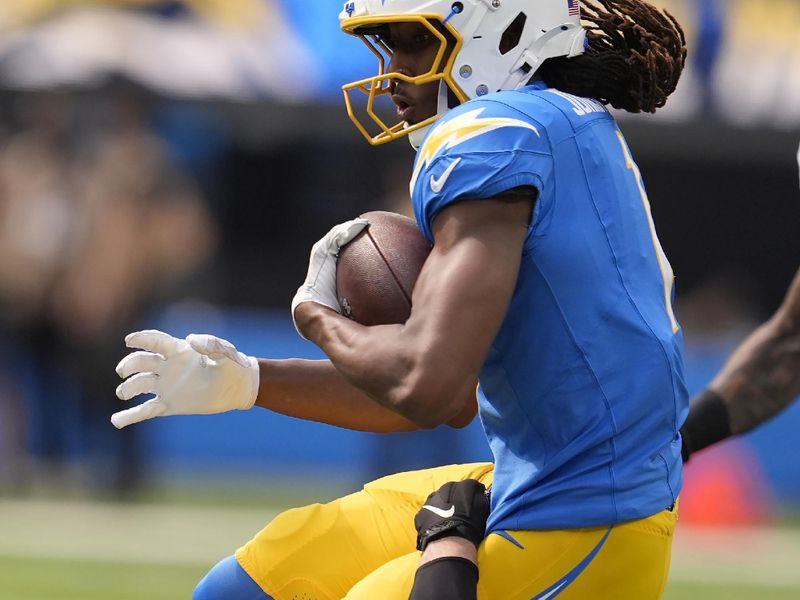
top-left (416, 519), bottom-right (483, 552)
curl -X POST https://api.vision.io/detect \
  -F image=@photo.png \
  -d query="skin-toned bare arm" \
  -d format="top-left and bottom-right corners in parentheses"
top-left (253, 358), bottom-right (477, 432)
top-left (709, 266), bottom-right (800, 434)
top-left (294, 194), bottom-right (534, 429)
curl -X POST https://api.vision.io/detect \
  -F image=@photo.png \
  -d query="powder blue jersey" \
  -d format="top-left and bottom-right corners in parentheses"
top-left (411, 81), bottom-right (688, 533)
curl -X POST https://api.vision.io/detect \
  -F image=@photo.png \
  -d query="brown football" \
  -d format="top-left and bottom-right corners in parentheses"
top-left (336, 211), bottom-right (432, 326)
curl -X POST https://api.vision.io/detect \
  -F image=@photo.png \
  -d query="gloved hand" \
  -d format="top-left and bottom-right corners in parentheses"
top-left (291, 218), bottom-right (368, 336)
top-left (112, 330), bottom-right (260, 429)
top-left (414, 479), bottom-right (491, 552)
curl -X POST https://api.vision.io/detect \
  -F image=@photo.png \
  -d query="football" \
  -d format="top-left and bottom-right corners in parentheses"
top-left (336, 211), bottom-right (432, 326)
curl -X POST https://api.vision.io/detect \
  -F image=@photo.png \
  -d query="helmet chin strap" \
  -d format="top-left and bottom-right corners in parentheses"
top-left (407, 124), bottom-right (431, 150)
top-left (408, 80), bottom-right (458, 151)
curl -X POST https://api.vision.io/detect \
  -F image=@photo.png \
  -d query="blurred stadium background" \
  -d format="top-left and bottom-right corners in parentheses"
top-left (0, 0), bottom-right (798, 598)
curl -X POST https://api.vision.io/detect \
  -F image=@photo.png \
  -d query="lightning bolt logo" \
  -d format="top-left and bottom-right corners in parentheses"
top-left (410, 108), bottom-right (540, 193)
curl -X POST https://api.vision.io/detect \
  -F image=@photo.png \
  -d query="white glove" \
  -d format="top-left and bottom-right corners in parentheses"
top-left (112, 330), bottom-right (260, 429)
top-left (291, 217), bottom-right (368, 335)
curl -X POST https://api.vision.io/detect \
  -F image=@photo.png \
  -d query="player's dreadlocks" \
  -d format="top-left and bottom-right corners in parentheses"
top-left (537, 0), bottom-right (687, 113)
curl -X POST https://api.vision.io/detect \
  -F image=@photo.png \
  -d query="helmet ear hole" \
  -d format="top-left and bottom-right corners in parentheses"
top-left (500, 12), bottom-right (527, 55)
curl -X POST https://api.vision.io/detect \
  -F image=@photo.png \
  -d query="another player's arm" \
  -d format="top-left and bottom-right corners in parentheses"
top-left (681, 266), bottom-right (800, 459)
top-left (711, 266), bottom-right (800, 431)
top-left (295, 194), bottom-right (533, 429)
top-left (408, 479), bottom-right (490, 600)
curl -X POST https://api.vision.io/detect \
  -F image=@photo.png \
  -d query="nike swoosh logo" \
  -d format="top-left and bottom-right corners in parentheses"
top-left (533, 580), bottom-right (568, 600)
top-left (430, 157), bottom-right (462, 193)
top-left (421, 504), bottom-right (455, 518)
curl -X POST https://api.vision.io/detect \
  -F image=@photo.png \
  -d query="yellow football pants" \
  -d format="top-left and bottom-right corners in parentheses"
top-left (236, 463), bottom-right (677, 600)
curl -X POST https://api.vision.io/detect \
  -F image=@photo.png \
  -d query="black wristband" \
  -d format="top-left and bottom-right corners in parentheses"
top-left (680, 388), bottom-right (731, 462)
top-left (409, 557), bottom-right (478, 600)
top-left (417, 519), bottom-right (483, 551)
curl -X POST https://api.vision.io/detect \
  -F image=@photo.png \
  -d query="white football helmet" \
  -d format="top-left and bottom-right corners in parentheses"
top-left (339, 0), bottom-right (586, 146)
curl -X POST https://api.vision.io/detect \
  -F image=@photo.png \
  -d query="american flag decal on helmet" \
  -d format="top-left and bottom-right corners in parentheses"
top-left (567, 0), bottom-right (580, 16)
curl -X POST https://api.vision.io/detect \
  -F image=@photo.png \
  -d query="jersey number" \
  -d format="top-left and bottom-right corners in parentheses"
top-left (616, 131), bottom-right (679, 333)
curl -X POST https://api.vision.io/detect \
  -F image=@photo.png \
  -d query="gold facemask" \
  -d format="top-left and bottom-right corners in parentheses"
top-left (341, 14), bottom-right (467, 145)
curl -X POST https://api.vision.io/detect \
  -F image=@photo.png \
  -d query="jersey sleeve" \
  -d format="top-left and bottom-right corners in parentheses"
top-left (410, 99), bottom-right (553, 243)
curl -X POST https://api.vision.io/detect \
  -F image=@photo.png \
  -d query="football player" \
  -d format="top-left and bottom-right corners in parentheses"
top-left (111, 1), bottom-right (798, 598)
top-left (408, 265), bottom-right (800, 600)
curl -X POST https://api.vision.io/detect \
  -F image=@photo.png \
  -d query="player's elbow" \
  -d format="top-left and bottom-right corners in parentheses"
top-left (390, 363), bottom-right (475, 429)
top-left (446, 392), bottom-right (479, 428)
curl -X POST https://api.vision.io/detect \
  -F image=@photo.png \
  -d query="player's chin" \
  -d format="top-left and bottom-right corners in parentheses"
top-left (403, 108), bottom-right (437, 127)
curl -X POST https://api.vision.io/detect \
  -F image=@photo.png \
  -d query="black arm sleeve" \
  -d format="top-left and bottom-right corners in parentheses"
top-left (409, 557), bottom-right (479, 600)
top-left (680, 389), bottom-right (731, 463)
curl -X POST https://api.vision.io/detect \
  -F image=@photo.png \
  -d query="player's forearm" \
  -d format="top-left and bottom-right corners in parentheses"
top-left (708, 315), bottom-right (800, 435)
top-left (705, 267), bottom-right (800, 434)
top-left (680, 269), bottom-right (800, 459)
top-left (296, 303), bottom-right (474, 428)
top-left (681, 321), bottom-right (799, 459)
top-left (254, 357), bottom-right (421, 433)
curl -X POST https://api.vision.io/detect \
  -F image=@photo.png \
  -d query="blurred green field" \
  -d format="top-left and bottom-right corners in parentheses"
top-left (2, 555), bottom-right (800, 600)
top-left (1, 498), bottom-right (799, 599)
top-left (0, 556), bottom-right (206, 600)
top-left (666, 583), bottom-right (800, 600)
